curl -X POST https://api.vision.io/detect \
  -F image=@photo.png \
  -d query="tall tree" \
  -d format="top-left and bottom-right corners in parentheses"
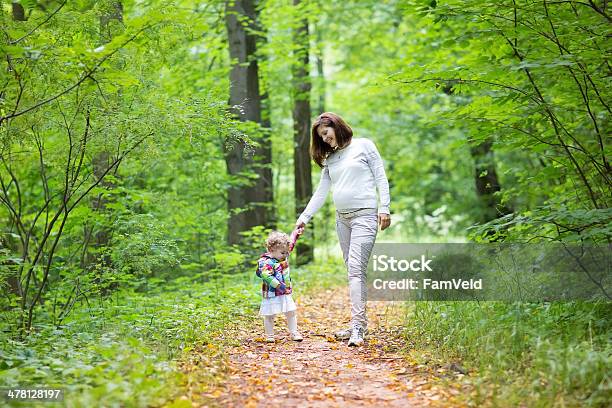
top-left (82, 1), bottom-right (124, 274)
top-left (312, 19), bottom-right (333, 255)
top-left (254, 0), bottom-right (276, 229)
top-left (440, 81), bottom-right (511, 223)
top-left (3, 0), bottom-right (28, 298)
top-left (225, 0), bottom-right (273, 245)
top-left (469, 138), bottom-right (512, 223)
top-left (314, 22), bottom-right (325, 116)
top-left (291, 0), bottom-right (313, 264)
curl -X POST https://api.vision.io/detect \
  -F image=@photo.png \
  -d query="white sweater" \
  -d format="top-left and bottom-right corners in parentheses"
top-left (297, 138), bottom-right (390, 225)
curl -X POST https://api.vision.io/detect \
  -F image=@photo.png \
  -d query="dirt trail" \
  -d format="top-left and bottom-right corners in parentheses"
top-left (198, 289), bottom-right (457, 408)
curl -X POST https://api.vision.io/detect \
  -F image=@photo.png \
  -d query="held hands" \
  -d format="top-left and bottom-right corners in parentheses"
top-left (378, 213), bottom-right (391, 230)
top-left (278, 282), bottom-right (287, 292)
top-left (294, 222), bottom-right (305, 236)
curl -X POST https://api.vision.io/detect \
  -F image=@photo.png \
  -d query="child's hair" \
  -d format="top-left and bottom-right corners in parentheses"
top-left (266, 230), bottom-right (290, 250)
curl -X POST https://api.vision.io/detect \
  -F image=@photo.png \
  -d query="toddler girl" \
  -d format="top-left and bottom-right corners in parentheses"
top-left (255, 229), bottom-right (303, 342)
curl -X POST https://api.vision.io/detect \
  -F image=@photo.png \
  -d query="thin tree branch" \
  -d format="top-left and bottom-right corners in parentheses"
top-left (0, 26), bottom-right (151, 125)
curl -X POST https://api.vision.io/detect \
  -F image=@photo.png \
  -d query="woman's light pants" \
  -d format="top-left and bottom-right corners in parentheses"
top-left (335, 208), bottom-right (378, 330)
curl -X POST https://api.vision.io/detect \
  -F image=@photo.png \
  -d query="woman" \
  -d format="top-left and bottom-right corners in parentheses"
top-left (295, 112), bottom-right (391, 346)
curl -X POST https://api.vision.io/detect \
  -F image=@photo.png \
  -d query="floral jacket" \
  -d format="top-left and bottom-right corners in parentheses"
top-left (255, 230), bottom-right (299, 299)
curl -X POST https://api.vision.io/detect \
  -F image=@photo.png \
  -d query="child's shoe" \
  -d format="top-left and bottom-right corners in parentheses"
top-left (290, 332), bottom-right (303, 342)
top-left (265, 335), bottom-right (275, 343)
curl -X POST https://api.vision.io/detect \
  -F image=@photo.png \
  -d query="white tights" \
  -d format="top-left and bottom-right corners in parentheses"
top-left (263, 310), bottom-right (298, 335)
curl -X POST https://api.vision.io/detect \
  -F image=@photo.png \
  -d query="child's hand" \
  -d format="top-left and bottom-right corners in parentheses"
top-left (295, 226), bottom-right (305, 236)
top-left (278, 282), bottom-right (287, 292)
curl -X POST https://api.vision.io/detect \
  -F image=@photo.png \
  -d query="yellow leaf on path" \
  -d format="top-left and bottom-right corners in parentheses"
top-left (204, 389), bottom-right (222, 398)
top-left (165, 397), bottom-right (193, 408)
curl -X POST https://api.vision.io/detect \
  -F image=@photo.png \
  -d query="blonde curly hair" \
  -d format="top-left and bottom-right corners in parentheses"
top-left (266, 230), bottom-right (290, 251)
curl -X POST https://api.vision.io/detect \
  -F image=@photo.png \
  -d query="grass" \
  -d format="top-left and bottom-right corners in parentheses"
top-left (0, 276), bottom-right (255, 407)
top-left (403, 300), bottom-right (612, 407)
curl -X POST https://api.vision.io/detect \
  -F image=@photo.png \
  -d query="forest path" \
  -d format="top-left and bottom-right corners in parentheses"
top-left (196, 288), bottom-right (462, 408)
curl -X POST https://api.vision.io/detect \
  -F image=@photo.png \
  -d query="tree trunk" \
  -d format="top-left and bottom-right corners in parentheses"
top-left (292, 0), bottom-right (313, 265)
top-left (225, 0), bottom-right (273, 245)
top-left (470, 139), bottom-right (513, 223)
top-left (4, 3), bottom-right (27, 296)
top-left (254, 0), bottom-right (275, 229)
top-left (1, 233), bottom-right (22, 299)
top-left (440, 80), bottom-right (512, 225)
top-left (100, 1), bottom-right (123, 43)
top-left (12, 2), bottom-right (26, 21)
top-left (315, 25), bottom-right (325, 116)
top-left (83, 2), bottom-right (124, 274)
top-left (314, 21), bottom-right (332, 256)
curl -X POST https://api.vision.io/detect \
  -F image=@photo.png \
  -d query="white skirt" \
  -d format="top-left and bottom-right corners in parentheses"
top-left (259, 294), bottom-right (297, 316)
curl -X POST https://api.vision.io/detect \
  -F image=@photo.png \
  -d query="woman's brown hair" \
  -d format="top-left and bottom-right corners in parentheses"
top-left (310, 112), bottom-right (353, 167)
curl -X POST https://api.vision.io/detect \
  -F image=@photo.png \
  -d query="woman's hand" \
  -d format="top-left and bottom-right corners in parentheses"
top-left (378, 213), bottom-right (391, 230)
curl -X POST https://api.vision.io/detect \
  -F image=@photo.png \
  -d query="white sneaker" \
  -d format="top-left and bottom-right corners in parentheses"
top-left (348, 325), bottom-right (365, 347)
top-left (335, 326), bottom-right (368, 340)
top-left (291, 332), bottom-right (303, 342)
top-left (334, 327), bottom-right (352, 340)
top-left (265, 335), bottom-right (275, 343)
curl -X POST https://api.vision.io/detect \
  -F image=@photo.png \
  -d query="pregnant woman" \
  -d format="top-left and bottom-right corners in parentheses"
top-left (295, 112), bottom-right (391, 346)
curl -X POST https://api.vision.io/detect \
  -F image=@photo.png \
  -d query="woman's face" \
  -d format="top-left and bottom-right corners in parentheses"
top-left (317, 125), bottom-right (337, 148)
